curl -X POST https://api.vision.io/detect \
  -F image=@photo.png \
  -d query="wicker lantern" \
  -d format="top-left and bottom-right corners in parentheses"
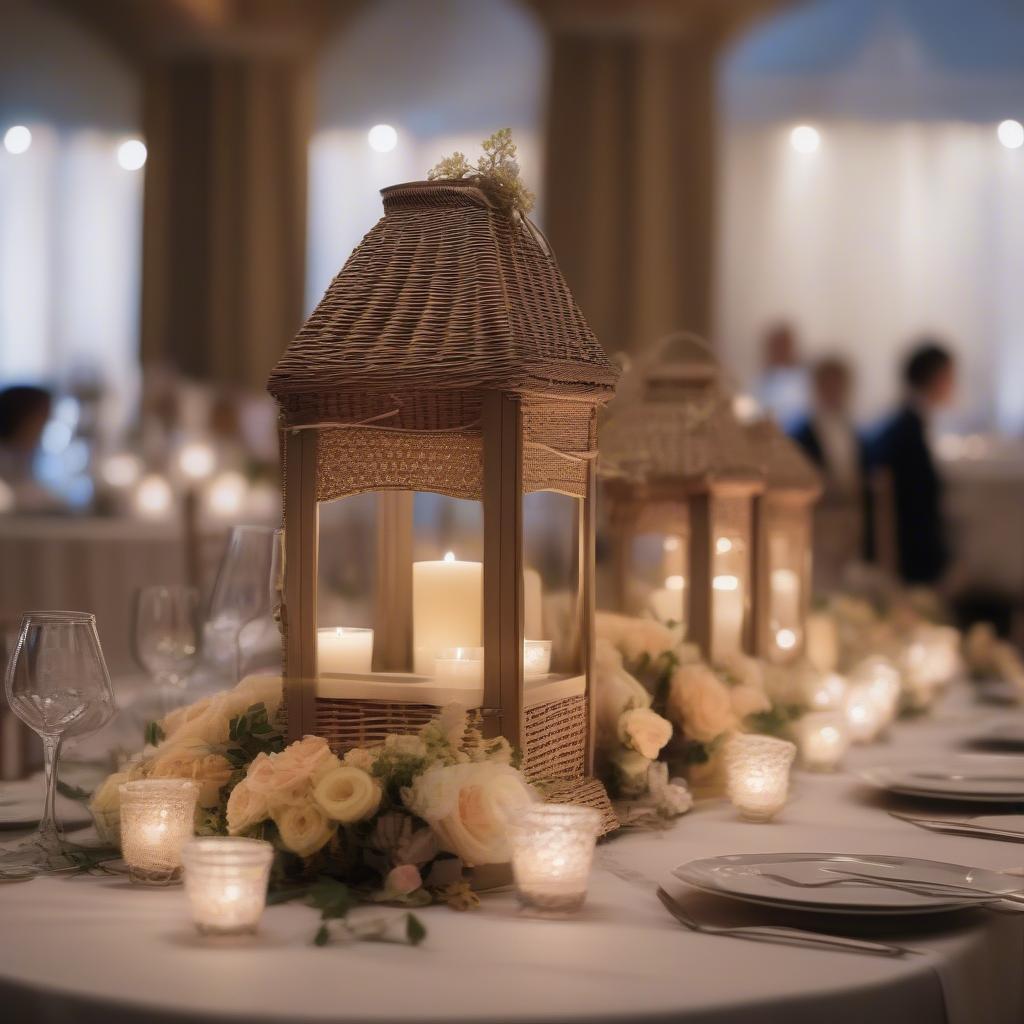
top-left (268, 179), bottom-right (620, 828)
top-left (745, 419), bottom-right (823, 664)
top-left (599, 335), bottom-right (764, 662)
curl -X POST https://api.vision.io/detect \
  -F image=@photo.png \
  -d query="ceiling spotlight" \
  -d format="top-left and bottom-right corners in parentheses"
top-left (790, 125), bottom-right (820, 154)
top-left (3, 125), bottom-right (31, 155)
top-left (367, 124), bottom-right (398, 153)
top-left (997, 119), bottom-right (1024, 150)
top-left (117, 138), bottom-right (147, 171)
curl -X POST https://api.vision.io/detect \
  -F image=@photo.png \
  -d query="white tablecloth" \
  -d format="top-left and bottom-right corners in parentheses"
top-left (1, 688), bottom-right (1023, 1024)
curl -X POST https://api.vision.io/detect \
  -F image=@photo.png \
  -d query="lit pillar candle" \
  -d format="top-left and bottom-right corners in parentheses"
top-left (724, 734), bottom-right (796, 822)
top-left (317, 627), bottom-right (374, 674)
top-left (524, 640), bottom-right (552, 678)
top-left (794, 712), bottom-right (850, 772)
top-left (182, 837), bottom-right (274, 935)
top-left (770, 568), bottom-right (802, 657)
top-left (509, 804), bottom-right (601, 913)
top-left (413, 552), bottom-right (483, 675)
top-left (711, 574), bottom-right (745, 660)
top-left (119, 779), bottom-right (198, 884)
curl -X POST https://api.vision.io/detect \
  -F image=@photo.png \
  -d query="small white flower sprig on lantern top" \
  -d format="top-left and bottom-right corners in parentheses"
top-left (89, 677), bottom-right (541, 945)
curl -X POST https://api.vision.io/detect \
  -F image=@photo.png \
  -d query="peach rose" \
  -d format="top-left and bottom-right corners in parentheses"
top-left (666, 663), bottom-right (737, 744)
top-left (274, 802), bottom-right (334, 858)
top-left (617, 707), bottom-right (673, 760)
top-left (226, 779), bottom-right (269, 835)
top-left (148, 739), bottom-right (233, 808)
top-left (160, 694), bottom-right (231, 747)
top-left (729, 683), bottom-right (771, 720)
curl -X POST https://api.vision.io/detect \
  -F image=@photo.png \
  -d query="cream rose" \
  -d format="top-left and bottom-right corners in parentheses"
top-left (343, 747), bottom-right (376, 772)
top-left (402, 762), bottom-right (535, 866)
top-left (160, 694), bottom-right (232, 747)
top-left (618, 707), bottom-right (673, 760)
top-left (148, 739), bottom-right (233, 808)
top-left (666, 663), bottom-right (737, 744)
top-left (89, 770), bottom-right (130, 846)
top-left (226, 674), bottom-right (283, 722)
top-left (281, 735), bottom-right (340, 783)
top-left (729, 683), bottom-right (771, 720)
top-left (226, 779), bottom-right (270, 835)
top-left (313, 766), bottom-right (381, 824)
top-left (274, 802), bottom-right (334, 858)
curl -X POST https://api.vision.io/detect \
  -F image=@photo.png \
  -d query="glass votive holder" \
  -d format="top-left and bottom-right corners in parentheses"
top-left (724, 734), bottom-right (796, 823)
top-left (182, 837), bottom-right (275, 935)
top-left (509, 804), bottom-right (601, 914)
top-left (523, 640), bottom-right (552, 678)
top-left (844, 683), bottom-right (883, 743)
top-left (793, 712), bottom-right (850, 772)
top-left (119, 779), bottom-right (199, 885)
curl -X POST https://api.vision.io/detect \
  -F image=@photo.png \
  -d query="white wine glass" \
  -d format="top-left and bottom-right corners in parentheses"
top-left (3, 611), bottom-right (115, 873)
top-left (133, 585), bottom-right (200, 711)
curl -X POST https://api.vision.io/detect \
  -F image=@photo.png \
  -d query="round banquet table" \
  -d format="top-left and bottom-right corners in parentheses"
top-left (1, 686), bottom-right (1023, 1024)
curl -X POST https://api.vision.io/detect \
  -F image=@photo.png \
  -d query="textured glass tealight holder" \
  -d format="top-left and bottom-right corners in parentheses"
top-left (182, 837), bottom-right (275, 935)
top-left (794, 712), bottom-right (850, 772)
top-left (119, 779), bottom-right (199, 884)
top-left (510, 804), bottom-right (601, 914)
top-left (725, 734), bottom-right (796, 822)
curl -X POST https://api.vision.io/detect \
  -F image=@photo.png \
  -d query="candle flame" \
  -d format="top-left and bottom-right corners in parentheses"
top-left (712, 574), bottom-right (740, 591)
top-left (443, 551), bottom-right (456, 563)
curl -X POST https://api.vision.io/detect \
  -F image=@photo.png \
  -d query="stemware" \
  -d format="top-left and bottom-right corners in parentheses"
top-left (204, 525), bottom-right (278, 683)
top-left (132, 585), bottom-right (200, 711)
top-left (2, 611), bottom-right (115, 873)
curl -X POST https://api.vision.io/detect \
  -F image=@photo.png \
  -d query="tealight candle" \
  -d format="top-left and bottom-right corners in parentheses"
top-left (434, 646), bottom-right (483, 684)
top-left (849, 657), bottom-right (901, 728)
top-left (509, 804), bottom-right (601, 913)
top-left (794, 712), bottom-right (850, 772)
top-left (318, 627), bottom-right (374, 674)
top-left (724, 734), bottom-right (796, 823)
top-left (805, 670), bottom-right (848, 711)
top-left (182, 837), bottom-right (275, 935)
top-left (119, 779), bottom-right (199, 884)
top-left (844, 683), bottom-right (883, 743)
top-left (524, 640), bottom-right (552, 678)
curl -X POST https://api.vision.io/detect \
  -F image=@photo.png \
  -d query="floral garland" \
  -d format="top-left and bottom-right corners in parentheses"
top-left (90, 678), bottom-right (537, 942)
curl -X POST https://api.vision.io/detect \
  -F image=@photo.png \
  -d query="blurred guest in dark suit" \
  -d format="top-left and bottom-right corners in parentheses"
top-left (792, 357), bottom-right (867, 590)
top-left (0, 385), bottom-right (57, 512)
top-left (870, 342), bottom-right (956, 586)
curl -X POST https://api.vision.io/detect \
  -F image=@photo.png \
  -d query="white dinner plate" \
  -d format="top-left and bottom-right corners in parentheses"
top-left (860, 759), bottom-right (1024, 803)
top-left (0, 776), bottom-right (94, 829)
top-left (674, 852), bottom-right (1019, 916)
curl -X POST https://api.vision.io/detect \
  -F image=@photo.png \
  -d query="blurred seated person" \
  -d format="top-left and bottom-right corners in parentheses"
top-left (754, 321), bottom-right (809, 432)
top-left (792, 357), bottom-right (867, 590)
top-left (869, 342), bottom-right (956, 586)
top-left (0, 385), bottom-right (61, 512)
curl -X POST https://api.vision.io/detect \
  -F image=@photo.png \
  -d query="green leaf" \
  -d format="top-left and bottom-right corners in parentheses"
top-left (313, 924), bottom-right (330, 947)
top-left (143, 720), bottom-right (165, 747)
top-left (405, 913), bottom-right (427, 946)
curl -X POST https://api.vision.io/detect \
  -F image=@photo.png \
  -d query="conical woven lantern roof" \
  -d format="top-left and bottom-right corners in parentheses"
top-left (269, 180), bottom-right (618, 423)
top-left (745, 419), bottom-right (823, 496)
top-left (600, 334), bottom-right (762, 488)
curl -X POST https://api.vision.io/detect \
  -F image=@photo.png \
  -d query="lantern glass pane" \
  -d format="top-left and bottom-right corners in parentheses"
top-left (766, 507), bottom-right (809, 664)
top-left (710, 495), bottom-right (752, 662)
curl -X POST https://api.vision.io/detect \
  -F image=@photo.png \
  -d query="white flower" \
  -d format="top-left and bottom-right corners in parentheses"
top-left (666, 662), bottom-right (737, 744)
top-left (596, 611), bottom-right (678, 664)
top-left (225, 674), bottom-right (283, 722)
top-left (160, 694), bottom-right (232, 747)
top-left (226, 779), bottom-right (269, 834)
top-left (402, 762), bottom-right (535, 866)
top-left (313, 766), bottom-right (381, 824)
top-left (384, 734), bottom-right (428, 759)
top-left (618, 707), bottom-right (672, 760)
top-left (274, 802), bottom-right (334, 858)
top-left (647, 761), bottom-right (693, 818)
top-left (437, 704), bottom-right (468, 746)
top-left (342, 747), bottom-right (376, 772)
top-left (730, 683), bottom-right (771, 720)
top-left (717, 653), bottom-right (763, 691)
top-left (594, 638), bottom-right (653, 754)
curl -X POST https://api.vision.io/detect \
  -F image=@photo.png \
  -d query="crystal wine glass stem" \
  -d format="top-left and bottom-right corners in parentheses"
top-left (38, 734), bottom-right (64, 846)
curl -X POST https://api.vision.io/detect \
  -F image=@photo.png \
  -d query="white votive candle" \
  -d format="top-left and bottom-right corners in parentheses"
top-left (724, 734), bottom-right (796, 823)
top-left (524, 640), bottom-right (552, 678)
top-left (413, 552), bottom-right (483, 675)
top-left (119, 779), bottom-right (199, 884)
top-left (805, 670), bottom-right (848, 711)
top-left (845, 683), bottom-right (883, 743)
top-left (794, 712), bottom-right (850, 772)
top-left (434, 646), bottom-right (484, 684)
top-left (509, 804), bottom-right (601, 913)
top-left (182, 837), bottom-right (274, 935)
top-left (318, 627), bottom-right (374, 674)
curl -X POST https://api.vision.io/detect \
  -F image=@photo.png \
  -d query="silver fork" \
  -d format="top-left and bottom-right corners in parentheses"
top-left (888, 811), bottom-right (1024, 843)
top-left (756, 871), bottom-right (1004, 904)
top-left (822, 868), bottom-right (1024, 905)
top-left (655, 887), bottom-right (911, 958)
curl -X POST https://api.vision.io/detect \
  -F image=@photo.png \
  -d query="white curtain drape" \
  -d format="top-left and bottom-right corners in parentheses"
top-left (0, 128), bottom-right (143, 432)
top-left (716, 120), bottom-right (1024, 433)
